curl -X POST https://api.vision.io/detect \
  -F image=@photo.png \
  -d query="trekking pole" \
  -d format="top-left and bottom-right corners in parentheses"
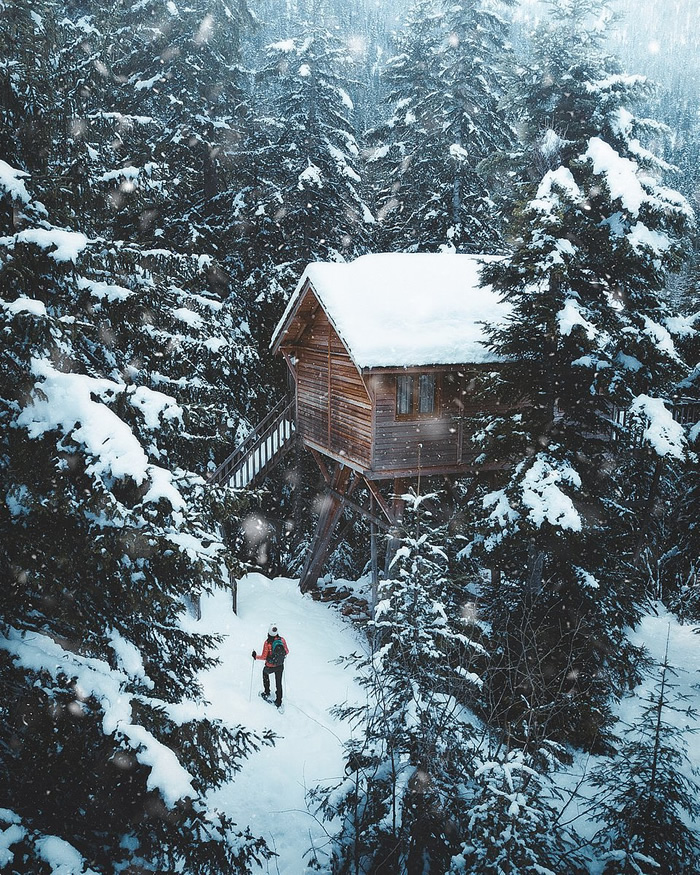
top-left (248, 655), bottom-right (255, 702)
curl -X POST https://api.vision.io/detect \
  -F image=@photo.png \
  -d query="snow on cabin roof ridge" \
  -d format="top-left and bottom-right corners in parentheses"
top-left (271, 252), bottom-right (509, 369)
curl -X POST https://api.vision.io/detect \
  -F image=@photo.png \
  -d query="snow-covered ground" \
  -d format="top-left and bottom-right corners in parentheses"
top-left (194, 573), bottom-right (367, 874)
top-left (624, 605), bottom-right (700, 749)
top-left (554, 603), bottom-right (700, 849)
top-left (192, 578), bottom-right (700, 872)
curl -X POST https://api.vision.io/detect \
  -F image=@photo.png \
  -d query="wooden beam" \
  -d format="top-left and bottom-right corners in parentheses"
top-left (309, 446), bottom-right (331, 485)
top-left (326, 488), bottom-right (391, 531)
top-left (384, 477), bottom-right (408, 576)
top-left (346, 470), bottom-right (361, 498)
top-left (299, 464), bottom-right (352, 592)
top-left (370, 495), bottom-right (379, 613)
top-left (391, 477), bottom-right (408, 525)
top-left (301, 439), bottom-right (369, 476)
top-left (281, 349), bottom-right (298, 386)
top-left (294, 305), bottom-right (320, 347)
top-left (360, 476), bottom-right (396, 525)
top-left (362, 461), bottom-right (504, 480)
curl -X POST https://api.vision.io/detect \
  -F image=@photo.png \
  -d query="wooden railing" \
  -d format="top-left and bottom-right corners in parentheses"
top-left (612, 397), bottom-right (700, 433)
top-left (208, 396), bottom-right (296, 488)
top-left (672, 397), bottom-right (700, 427)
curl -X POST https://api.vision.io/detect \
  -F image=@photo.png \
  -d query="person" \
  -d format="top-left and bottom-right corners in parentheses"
top-left (252, 623), bottom-right (289, 708)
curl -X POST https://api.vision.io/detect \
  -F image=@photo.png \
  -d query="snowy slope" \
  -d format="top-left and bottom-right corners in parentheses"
top-left (190, 579), bottom-right (700, 872)
top-left (553, 604), bottom-right (700, 849)
top-left (193, 574), bottom-right (366, 874)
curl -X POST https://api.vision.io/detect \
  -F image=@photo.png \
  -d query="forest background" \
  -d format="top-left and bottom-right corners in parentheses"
top-left (1, 0), bottom-right (700, 873)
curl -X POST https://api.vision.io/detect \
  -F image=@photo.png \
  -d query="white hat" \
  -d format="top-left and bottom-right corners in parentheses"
top-left (268, 624), bottom-right (279, 636)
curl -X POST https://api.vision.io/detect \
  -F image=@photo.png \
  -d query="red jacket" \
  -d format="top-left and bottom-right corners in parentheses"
top-left (255, 636), bottom-right (289, 668)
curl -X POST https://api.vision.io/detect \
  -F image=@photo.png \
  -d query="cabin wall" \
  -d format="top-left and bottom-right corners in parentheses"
top-left (369, 373), bottom-right (459, 473)
top-left (293, 307), bottom-right (372, 467)
top-left (367, 369), bottom-right (488, 475)
top-left (329, 331), bottom-right (373, 463)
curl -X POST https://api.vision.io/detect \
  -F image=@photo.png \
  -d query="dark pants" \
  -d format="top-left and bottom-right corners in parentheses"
top-left (262, 665), bottom-right (284, 705)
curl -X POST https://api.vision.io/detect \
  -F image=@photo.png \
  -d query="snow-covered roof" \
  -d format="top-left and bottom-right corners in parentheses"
top-left (271, 252), bottom-right (509, 369)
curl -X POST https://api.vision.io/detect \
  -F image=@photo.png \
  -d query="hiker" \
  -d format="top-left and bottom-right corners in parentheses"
top-left (252, 623), bottom-right (289, 708)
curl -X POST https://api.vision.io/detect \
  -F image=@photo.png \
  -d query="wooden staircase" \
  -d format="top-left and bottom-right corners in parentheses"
top-left (208, 396), bottom-right (296, 488)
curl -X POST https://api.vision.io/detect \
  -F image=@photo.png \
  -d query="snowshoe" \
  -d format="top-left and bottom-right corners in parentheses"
top-left (259, 692), bottom-right (284, 713)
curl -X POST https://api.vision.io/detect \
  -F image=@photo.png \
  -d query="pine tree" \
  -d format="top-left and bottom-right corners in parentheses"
top-left (449, 747), bottom-right (585, 875)
top-left (312, 498), bottom-right (486, 873)
top-left (663, 362), bottom-right (700, 620)
top-left (92, 0), bottom-right (255, 250)
top-left (0, 153), bottom-right (273, 875)
top-left (467, 0), bottom-right (694, 749)
top-left (590, 641), bottom-right (700, 874)
top-left (656, 302), bottom-right (700, 619)
top-left (210, 19), bottom-right (375, 416)
top-left (243, 25), bottom-right (372, 273)
top-left (367, 0), bottom-right (515, 253)
top-left (0, 5), bottom-right (270, 863)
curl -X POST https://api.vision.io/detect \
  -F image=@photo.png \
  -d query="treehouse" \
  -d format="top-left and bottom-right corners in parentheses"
top-left (270, 252), bottom-right (508, 477)
top-left (209, 253), bottom-right (509, 589)
top-left (269, 252), bottom-right (509, 588)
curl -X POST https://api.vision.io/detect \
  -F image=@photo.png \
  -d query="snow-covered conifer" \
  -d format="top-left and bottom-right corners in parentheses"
top-left (468, 0), bottom-right (694, 749)
top-left (449, 747), bottom-right (585, 875)
top-left (94, 0), bottom-right (254, 250)
top-left (590, 645), bottom-right (700, 874)
top-left (368, 0), bottom-right (515, 253)
top-left (314, 499), bottom-right (485, 873)
top-left (213, 21), bottom-right (375, 404)
top-left (253, 26), bottom-right (371, 258)
top-left (662, 356), bottom-right (700, 620)
top-left (0, 99), bottom-right (269, 875)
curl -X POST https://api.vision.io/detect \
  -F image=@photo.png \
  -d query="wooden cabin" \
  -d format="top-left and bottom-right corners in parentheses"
top-left (271, 252), bottom-right (509, 480)
top-left (270, 252), bottom-right (510, 589)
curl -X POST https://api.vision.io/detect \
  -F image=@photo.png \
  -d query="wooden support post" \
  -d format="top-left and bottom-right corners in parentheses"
top-left (370, 494), bottom-right (379, 613)
top-left (299, 464), bottom-right (352, 592)
top-left (362, 476), bottom-right (395, 526)
top-left (309, 446), bottom-right (331, 485)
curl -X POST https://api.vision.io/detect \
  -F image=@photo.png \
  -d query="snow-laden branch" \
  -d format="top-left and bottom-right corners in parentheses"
top-left (0, 629), bottom-right (195, 808)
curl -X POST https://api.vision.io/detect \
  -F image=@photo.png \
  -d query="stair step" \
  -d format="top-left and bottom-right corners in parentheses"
top-left (208, 397), bottom-right (296, 489)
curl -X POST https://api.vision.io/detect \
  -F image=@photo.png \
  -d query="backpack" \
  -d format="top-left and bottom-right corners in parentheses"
top-left (269, 637), bottom-right (286, 667)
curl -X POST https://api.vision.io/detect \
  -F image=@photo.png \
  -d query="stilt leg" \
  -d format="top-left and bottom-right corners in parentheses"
top-left (299, 465), bottom-right (352, 592)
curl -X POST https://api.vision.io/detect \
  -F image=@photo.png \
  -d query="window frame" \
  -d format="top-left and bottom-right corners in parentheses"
top-left (395, 372), bottom-right (439, 420)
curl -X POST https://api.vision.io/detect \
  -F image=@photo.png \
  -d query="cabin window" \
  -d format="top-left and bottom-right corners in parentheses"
top-left (397, 375), bottom-right (414, 415)
top-left (418, 374), bottom-right (435, 414)
top-left (396, 373), bottom-right (436, 418)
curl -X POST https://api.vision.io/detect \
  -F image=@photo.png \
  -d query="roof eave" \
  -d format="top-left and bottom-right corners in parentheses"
top-left (270, 277), bottom-right (364, 373)
top-left (269, 276), bottom-right (312, 354)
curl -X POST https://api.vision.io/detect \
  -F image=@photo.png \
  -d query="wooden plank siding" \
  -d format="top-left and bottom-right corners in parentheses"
top-left (329, 331), bottom-right (372, 462)
top-left (368, 372), bottom-right (460, 475)
top-left (287, 299), bottom-right (373, 469)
